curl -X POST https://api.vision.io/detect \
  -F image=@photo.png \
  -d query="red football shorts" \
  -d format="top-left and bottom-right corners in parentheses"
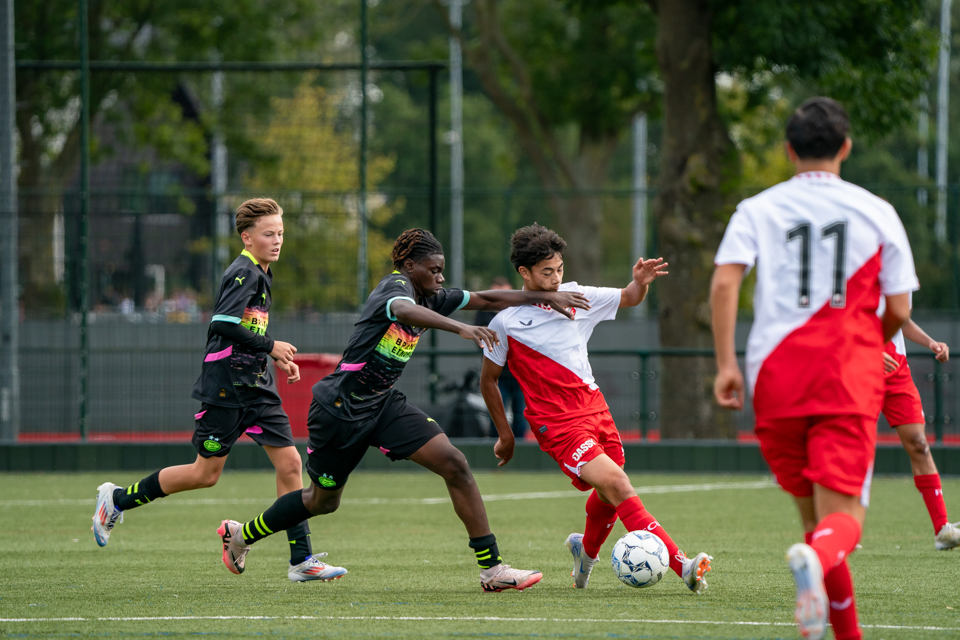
top-left (755, 414), bottom-right (876, 505)
top-left (882, 353), bottom-right (925, 427)
top-left (532, 410), bottom-right (624, 491)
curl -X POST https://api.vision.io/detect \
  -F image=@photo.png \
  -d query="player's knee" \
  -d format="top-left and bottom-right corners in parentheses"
top-left (590, 471), bottom-right (633, 505)
top-left (276, 458), bottom-right (303, 482)
top-left (306, 494), bottom-right (340, 516)
top-left (303, 482), bottom-right (340, 515)
top-left (440, 448), bottom-right (473, 485)
top-left (606, 480), bottom-right (635, 506)
top-left (196, 469), bottom-right (221, 488)
top-left (308, 500), bottom-right (339, 516)
top-left (907, 432), bottom-right (930, 458)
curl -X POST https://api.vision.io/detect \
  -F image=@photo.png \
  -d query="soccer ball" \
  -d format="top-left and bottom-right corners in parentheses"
top-left (610, 530), bottom-right (669, 588)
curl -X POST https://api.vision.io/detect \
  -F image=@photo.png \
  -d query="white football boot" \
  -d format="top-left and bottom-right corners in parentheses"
top-left (565, 533), bottom-right (599, 588)
top-left (680, 551), bottom-right (712, 594)
top-left (480, 563), bottom-right (543, 593)
top-left (786, 543), bottom-right (828, 640)
top-left (288, 553), bottom-right (348, 582)
top-left (92, 482), bottom-right (124, 547)
top-left (935, 522), bottom-right (960, 550)
top-left (218, 519), bottom-right (251, 575)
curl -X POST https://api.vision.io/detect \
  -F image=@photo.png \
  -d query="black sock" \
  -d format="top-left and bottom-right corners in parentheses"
top-left (469, 533), bottom-right (502, 569)
top-left (286, 521), bottom-right (313, 565)
top-left (113, 470), bottom-right (167, 511)
top-left (242, 489), bottom-right (313, 545)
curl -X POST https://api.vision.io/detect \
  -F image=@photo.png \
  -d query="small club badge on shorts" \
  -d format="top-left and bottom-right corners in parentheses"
top-left (318, 473), bottom-right (336, 488)
top-left (204, 438), bottom-right (222, 453)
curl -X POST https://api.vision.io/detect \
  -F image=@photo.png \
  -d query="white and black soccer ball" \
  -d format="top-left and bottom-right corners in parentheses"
top-left (610, 530), bottom-right (669, 588)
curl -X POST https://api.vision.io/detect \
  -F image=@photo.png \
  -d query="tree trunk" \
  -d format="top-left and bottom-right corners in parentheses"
top-left (653, 0), bottom-right (739, 439)
top-left (551, 132), bottom-right (618, 284)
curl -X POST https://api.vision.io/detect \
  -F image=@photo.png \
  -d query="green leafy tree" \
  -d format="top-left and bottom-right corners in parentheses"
top-left (243, 76), bottom-right (398, 312)
top-left (649, 0), bottom-right (937, 437)
top-left (14, 0), bottom-right (351, 313)
top-left (437, 0), bottom-right (660, 283)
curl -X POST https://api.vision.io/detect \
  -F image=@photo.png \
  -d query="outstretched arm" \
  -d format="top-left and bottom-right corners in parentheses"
top-left (461, 289), bottom-right (591, 319)
top-left (902, 318), bottom-right (949, 362)
top-left (390, 299), bottom-right (500, 350)
top-left (480, 357), bottom-right (514, 467)
top-left (620, 257), bottom-right (669, 307)
top-left (710, 263), bottom-right (746, 410)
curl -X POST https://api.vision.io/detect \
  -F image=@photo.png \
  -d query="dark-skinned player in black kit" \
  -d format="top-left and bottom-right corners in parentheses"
top-left (218, 228), bottom-right (591, 592)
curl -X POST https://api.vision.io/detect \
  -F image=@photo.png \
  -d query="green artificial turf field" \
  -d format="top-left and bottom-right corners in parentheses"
top-left (1, 470), bottom-right (958, 638)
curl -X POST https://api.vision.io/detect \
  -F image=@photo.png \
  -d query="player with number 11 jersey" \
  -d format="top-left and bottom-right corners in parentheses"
top-left (712, 97), bottom-right (917, 640)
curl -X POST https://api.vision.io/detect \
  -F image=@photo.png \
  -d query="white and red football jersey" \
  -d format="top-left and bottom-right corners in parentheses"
top-left (485, 282), bottom-right (622, 426)
top-left (715, 171), bottom-right (918, 419)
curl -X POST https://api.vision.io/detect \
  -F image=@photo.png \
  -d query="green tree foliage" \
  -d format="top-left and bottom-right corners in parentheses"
top-left (14, 0), bottom-right (353, 313)
top-left (242, 76), bottom-right (398, 312)
top-left (438, 0), bottom-right (660, 283)
top-left (711, 0), bottom-right (937, 139)
top-left (646, 0), bottom-right (937, 438)
top-left (15, 0), bottom-right (346, 191)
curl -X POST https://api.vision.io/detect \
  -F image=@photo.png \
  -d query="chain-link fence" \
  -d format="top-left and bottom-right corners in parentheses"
top-left (12, 60), bottom-right (960, 443)
top-left (17, 328), bottom-right (960, 444)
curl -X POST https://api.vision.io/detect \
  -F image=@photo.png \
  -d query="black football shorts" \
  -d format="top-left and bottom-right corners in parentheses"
top-left (192, 402), bottom-right (295, 458)
top-left (305, 390), bottom-right (444, 490)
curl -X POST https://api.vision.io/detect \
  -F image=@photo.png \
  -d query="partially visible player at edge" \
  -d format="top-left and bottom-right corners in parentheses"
top-left (217, 228), bottom-right (591, 592)
top-left (711, 98), bottom-right (917, 640)
top-left (880, 315), bottom-right (959, 549)
top-left (92, 198), bottom-right (338, 583)
top-left (480, 224), bottom-right (713, 594)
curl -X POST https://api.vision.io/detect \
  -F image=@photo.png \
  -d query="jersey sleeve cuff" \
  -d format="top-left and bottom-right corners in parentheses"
top-left (212, 314), bottom-right (242, 324)
top-left (386, 296), bottom-right (416, 321)
top-left (456, 290), bottom-right (471, 311)
top-left (713, 258), bottom-right (755, 267)
top-left (880, 281), bottom-right (921, 297)
top-left (482, 349), bottom-right (506, 367)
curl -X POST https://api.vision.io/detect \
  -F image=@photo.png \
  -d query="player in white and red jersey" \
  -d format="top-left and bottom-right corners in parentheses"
top-left (711, 97), bottom-right (917, 640)
top-left (479, 223), bottom-right (713, 594)
top-left (877, 303), bottom-right (959, 550)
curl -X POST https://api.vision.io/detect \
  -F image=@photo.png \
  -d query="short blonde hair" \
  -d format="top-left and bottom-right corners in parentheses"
top-left (236, 198), bottom-right (283, 235)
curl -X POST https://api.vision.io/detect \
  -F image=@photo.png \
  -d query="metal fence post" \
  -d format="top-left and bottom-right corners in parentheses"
top-left (639, 351), bottom-right (649, 441)
top-left (428, 66), bottom-right (439, 404)
top-left (357, 0), bottom-right (369, 309)
top-left (78, 0), bottom-right (91, 440)
top-left (935, 357), bottom-right (945, 444)
top-left (0, 0), bottom-right (18, 442)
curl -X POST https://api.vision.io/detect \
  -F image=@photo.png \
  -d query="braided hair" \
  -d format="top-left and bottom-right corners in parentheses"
top-left (392, 228), bottom-right (444, 270)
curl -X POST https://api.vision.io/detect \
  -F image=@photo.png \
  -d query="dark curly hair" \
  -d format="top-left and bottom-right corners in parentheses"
top-left (392, 228), bottom-right (444, 269)
top-left (786, 97), bottom-right (850, 160)
top-left (510, 223), bottom-right (566, 272)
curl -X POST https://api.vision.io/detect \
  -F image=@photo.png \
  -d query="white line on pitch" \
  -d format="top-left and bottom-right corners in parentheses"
top-left (0, 615), bottom-right (954, 632)
top-left (0, 479), bottom-right (774, 507)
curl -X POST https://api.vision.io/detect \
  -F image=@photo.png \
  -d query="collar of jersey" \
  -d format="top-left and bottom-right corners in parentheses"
top-left (241, 249), bottom-right (270, 274)
top-left (794, 171), bottom-right (840, 181)
top-left (241, 249), bottom-right (260, 266)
